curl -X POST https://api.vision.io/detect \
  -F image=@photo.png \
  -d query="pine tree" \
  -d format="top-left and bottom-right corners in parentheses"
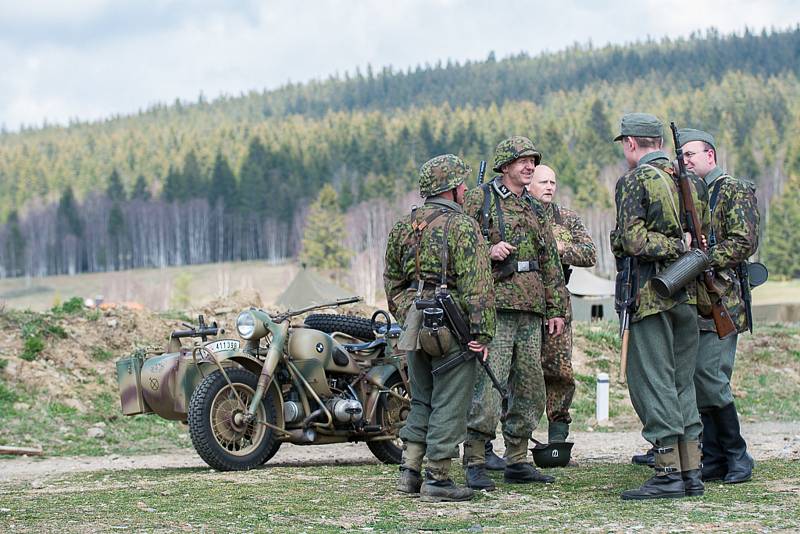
top-left (57, 187), bottom-right (83, 237)
top-left (238, 137), bottom-right (271, 213)
top-left (4, 210), bottom-right (25, 276)
top-left (208, 151), bottom-right (238, 210)
top-left (764, 173), bottom-right (800, 278)
top-left (300, 184), bottom-right (350, 269)
top-left (161, 165), bottom-right (183, 202)
top-left (181, 149), bottom-right (205, 195)
top-left (107, 168), bottom-right (126, 201)
top-left (131, 174), bottom-right (151, 201)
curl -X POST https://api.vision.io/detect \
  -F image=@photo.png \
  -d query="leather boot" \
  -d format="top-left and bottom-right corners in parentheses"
top-left (465, 464), bottom-right (496, 491)
top-left (631, 447), bottom-right (655, 467)
top-left (420, 459), bottom-right (474, 502)
top-left (397, 441), bottom-right (426, 494)
top-left (621, 445), bottom-right (686, 500)
top-left (716, 402), bottom-right (754, 484)
top-left (504, 462), bottom-right (555, 484)
top-left (700, 411), bottom-right (727, 482)
top-left (678, 440), bottom-right (705, 497)
top-left (548, 421), bottom-right (570, 443)
top-left (485, 440), bottom-right (506, 471)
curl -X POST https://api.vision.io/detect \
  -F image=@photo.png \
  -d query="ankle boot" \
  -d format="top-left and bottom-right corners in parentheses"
top-left (504, 462), bottom-right (555, 483)
top-left (621, 445), bottom-right (685, 500)
top-left (678, 440), bottom-right (705, 497)
top-left (700, 411), bottom-right (727, 481)
top-left (485, 440), bottom-right (506, 471)
top-left (420, 459), bottom-right (474, 502)
top-left (397, 467), bottom-right (422, 495)
top-left (465, 464), bottom-right (496, 491)
top-left (715, 403), bottom-right (754, 484)
top-left (631, 447), bottom-right (655, 467)
top-left (548, 421), bottom-right (570, 443)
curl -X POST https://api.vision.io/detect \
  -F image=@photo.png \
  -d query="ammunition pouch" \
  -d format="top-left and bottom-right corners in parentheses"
top-left (651, 249), bottom-right (710, 299)
top-left (417, 306), bottom-right (455, 357)
top-left (491, 256), bottom-right (539, 281)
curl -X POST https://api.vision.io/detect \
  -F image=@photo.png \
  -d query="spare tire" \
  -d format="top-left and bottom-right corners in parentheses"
top-left (304, 313), bottom-right (375, 341)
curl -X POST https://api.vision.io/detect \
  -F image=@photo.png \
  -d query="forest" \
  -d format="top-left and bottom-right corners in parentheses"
top-left (1, 26), bottom-right (800, 293)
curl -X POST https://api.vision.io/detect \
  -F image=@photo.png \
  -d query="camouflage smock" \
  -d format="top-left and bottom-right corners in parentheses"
top-left (542, 202), bottom-right (597, 322)
top-left (610, 151), bottom-right (710, 321)
top-left (464, 177), bottom-right (566, 318)
top-left (697, 166), bottom-right (759, 333)
top-left (384, 197), bottom-right (496, 345)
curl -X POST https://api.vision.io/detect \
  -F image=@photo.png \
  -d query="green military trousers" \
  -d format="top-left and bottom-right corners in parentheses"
top-left (695, 331), bottom-right (738, 410)
top-left (541, 319), bottom-right (575, 425)
top-left (466, 311), bottom-right (545, 449)
top-left (399, 346), bottom-right (477, 461)
top-left (627, 303), bottom-right (702, 446)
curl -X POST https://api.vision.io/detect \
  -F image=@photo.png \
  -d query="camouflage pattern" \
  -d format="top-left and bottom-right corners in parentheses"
top-left (463, 177), bottom-right (566, 319)
top-left (466, 312), bottom-right (545, 454)
top-left (384, 197), bottom-right (496, 344)
top-left (492, 136), bottom-right (542, 173)
top-left (610, 151), bottom-right (710, 321)
top-left (418, 154), bottom-right (471, 198)
top-left (696, 167), bottom-right (760, 333)
top-left (539, 202), bottom-right (596, 424)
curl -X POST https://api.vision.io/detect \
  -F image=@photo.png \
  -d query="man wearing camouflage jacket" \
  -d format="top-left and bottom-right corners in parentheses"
top-left (611, 113), bottom-right (710, 500)
top-left (678, 128), bottom-right (759, 485)
top-left (385, 154), bottom-right (495, 502)
top-left (529, 164), bottom-right (597, 446)
top-left (461, 136), bottom-right (566, 490)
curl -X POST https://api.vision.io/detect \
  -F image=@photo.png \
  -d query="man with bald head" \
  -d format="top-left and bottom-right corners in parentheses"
top-left (529, 164), bottom-right (597, 448)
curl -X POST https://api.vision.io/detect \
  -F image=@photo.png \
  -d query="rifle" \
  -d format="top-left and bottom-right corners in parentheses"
top-left (670, 122), bottom-right (737, 339)
top-left (615, 256), bottom-right (638, 383)
top-left (477, 160), bottom-right (487, 187)
top-left (418, 293), bottom-right (509, 420)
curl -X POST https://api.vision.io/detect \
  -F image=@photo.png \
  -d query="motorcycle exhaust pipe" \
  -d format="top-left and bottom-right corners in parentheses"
top-left (286, 428), bottom-right (317, 444)
top-left (651, 249), bottom-right (710, 298)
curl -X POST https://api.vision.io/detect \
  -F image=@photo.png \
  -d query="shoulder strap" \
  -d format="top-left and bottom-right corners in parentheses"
top-left (710, 174), bottom-right (730, 214)
top-left (493, 189), bottom-right (506, 242)
top-left (439, 214), bottom-right (456, 288)
top-left (480, 183), bottom-right (492, 239)
top-left (642, 163), bottom-right (683, 232)
top-left (411, 208), bottom-right (448, 296)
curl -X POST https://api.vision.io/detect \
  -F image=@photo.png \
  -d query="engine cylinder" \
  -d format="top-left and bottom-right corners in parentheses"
top-left (328, 398), bottom-right (363, 423)
top-left (283, 401), bottom-right (305, 423)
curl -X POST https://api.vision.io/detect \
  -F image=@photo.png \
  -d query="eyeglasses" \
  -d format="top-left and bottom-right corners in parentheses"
top-left (683, 150), bottom-right (709, 159)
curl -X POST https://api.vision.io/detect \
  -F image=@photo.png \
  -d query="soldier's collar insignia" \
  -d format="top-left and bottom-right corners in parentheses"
top-left (492, 177), bottom-right (513, 199)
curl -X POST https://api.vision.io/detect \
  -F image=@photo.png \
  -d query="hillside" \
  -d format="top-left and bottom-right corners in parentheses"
top-left (1, 26), bottom-right (800, 280)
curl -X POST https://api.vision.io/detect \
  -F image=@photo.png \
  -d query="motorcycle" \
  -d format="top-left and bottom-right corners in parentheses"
top-left (116, 296), bottom-right (410, 471)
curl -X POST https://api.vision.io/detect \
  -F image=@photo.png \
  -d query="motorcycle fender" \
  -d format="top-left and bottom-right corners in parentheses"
top-left (117, 352), bottom-right (153, 416)
top-left (364, 363), bottom-right (402, 424)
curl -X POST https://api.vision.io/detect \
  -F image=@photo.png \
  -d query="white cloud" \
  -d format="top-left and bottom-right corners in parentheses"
top-left (0, 0), bottom-right (798, 130)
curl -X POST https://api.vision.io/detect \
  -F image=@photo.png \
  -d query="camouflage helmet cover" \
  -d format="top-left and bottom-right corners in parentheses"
top-left (492, 136), bottom-right (542, 173)
top-left (419, 154), bottom-right (472, 197)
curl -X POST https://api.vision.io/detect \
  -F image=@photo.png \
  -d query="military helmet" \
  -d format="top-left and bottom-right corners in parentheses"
top-left (492, 136), bottom-right (542, 173)
top-left (531, 441), bottom-right (574, 468)
top-left (419, 154), bottom-right (471, 197)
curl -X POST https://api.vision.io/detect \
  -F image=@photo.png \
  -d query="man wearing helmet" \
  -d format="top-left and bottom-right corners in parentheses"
top-left (384, 154), bottom-right (496, 502)
top-left (462, 136), bottom-right (567, 490)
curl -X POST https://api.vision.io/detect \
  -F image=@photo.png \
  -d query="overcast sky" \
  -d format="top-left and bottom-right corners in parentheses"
top-left (1, 0), bottom-right (798, 131)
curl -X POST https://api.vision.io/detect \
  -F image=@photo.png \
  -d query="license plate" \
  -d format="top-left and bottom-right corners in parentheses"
top-left (205, 339), bottom-right (241, 353)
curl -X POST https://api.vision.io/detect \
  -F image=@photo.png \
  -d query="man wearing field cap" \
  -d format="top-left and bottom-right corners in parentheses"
top-left (611, 113), bottom-right (710, 500)
top-left (678, 127), bottom-right (759, 485)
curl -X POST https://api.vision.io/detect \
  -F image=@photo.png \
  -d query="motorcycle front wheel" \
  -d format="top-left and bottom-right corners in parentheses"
top-left (366, 372), bottom-right (409, 464)
top-left (188, 368), bottom-right (281, 471)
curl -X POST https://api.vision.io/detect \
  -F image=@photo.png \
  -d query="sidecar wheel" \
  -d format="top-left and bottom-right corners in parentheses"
top-left (188, 368), bottom-right (281, 471)
top-left (367, 372), bottom-right (409, 465)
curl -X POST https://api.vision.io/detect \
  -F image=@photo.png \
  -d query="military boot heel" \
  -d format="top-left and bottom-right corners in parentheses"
top-left (716, 403), bottom-right (754, 484)
top-left (621, 445), bottom-right (686, 500)
top-left (678, 440), bottom-right (705, 497)
top-left (485, 440), bottom-right (506, 471)
top-left (420, 459), bottom-right (474, 503)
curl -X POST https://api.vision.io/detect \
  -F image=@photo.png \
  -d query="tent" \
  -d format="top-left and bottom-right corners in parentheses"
top-left (275, 267), bottom-right (353, 310)
top-left (567, 267), bottom-right (616, 322)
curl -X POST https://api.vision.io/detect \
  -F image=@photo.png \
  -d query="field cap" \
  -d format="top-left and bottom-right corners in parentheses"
top-left (677, 128), bottom-right (716, 151)
top-left (613, 113), bottom-right (663, 141)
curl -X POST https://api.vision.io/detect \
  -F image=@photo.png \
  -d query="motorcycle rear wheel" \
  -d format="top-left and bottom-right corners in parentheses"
top-left (366, 372), bottom-right (409, 464)
top-left (188, 368), bottom-right (281, 471)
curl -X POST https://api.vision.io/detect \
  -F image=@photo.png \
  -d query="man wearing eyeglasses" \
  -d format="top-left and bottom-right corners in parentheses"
top-left (677, 128), bottom-right (760, 485)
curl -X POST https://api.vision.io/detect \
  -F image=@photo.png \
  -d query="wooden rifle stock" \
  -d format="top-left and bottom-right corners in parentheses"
top-left (670, 122), bottom-right (737, 339)
top-left (619, 329), bottom-right (630, 384)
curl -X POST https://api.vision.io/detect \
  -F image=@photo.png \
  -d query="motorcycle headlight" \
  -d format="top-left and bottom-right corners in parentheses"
top-left (236, 311), bottom-right (257, 339)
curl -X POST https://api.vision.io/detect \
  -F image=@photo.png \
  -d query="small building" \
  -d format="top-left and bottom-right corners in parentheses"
top-left (567, 267), bottom-right (616, 322)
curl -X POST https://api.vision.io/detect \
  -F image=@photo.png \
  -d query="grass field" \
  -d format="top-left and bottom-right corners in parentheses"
top-left (1, 461), bottom-right (798, 533)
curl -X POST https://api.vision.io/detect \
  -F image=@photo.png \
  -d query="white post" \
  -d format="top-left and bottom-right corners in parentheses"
top-left (596, 372), bottom-right (609, 422)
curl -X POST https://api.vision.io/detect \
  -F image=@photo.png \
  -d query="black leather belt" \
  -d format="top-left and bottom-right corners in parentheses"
top-left (408, 280), bottom-right (438, 291)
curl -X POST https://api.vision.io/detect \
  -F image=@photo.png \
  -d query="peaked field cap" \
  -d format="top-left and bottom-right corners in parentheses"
top-left (613, 113), bottom-right (664, 141)
top-left (677, 128), bottom-right (716, 151)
